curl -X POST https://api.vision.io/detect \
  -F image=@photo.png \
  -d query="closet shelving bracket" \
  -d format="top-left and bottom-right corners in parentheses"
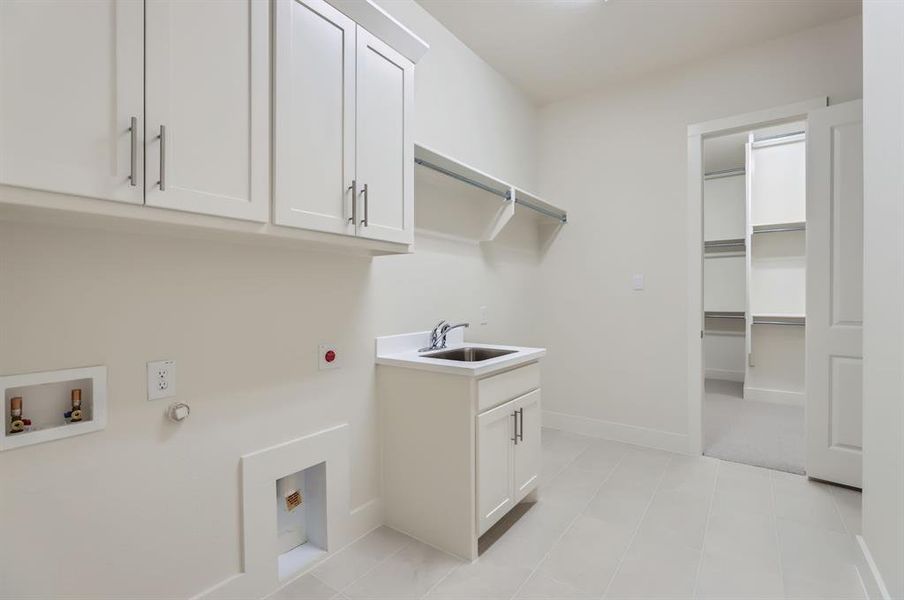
top-left (413, 143), bottom-right (566, 242)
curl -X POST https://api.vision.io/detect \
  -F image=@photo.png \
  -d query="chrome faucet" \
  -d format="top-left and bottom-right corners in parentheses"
top-left (419, 320), bottom-right (470, 352)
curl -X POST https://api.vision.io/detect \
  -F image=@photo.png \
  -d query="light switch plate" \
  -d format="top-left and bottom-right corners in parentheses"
top-left (632, 274), bottom-right (645, 291)
top-left (147, 359), bottom-right (176, 401)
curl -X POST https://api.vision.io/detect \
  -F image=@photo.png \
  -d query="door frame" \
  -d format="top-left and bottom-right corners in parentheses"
top-left (685, 97), bottom-right (827, 455)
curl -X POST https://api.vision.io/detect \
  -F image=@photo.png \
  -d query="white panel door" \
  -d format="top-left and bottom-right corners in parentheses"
top-left (806, 100), bottom-right (863, 487)
top-left (0, 0), bottom-right (143, 203)
top-left (145, 0), bottom-right (269, 221)
top-left (273, 0), bottom-right (356, 235)
top-left (513, 389), bottom-right (541, 502)
top-left (355, 28), bottom-right (414, 244)
top-left (477, 399), bottom-right (516, 536)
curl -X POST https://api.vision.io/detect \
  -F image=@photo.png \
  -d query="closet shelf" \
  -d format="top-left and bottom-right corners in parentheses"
top-left (414, 143), bottom-right (566, 241)
top-left (752, 222), bottom-right (806, 234)
top-left (703, 168), bottom-right (745, 181)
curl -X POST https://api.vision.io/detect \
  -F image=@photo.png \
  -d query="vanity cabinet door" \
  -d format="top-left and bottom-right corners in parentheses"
top-left (0, 0), bottom-right (143, 204)
top-left (145, 0), bottom-right (269, 221)
top-left (477, 398), bottom-right (517, 536)
top-left (273, 0), bottom-right (356, 234)
top-left (354, 27), bottom-right (414, 244)
top-left (513, 389), bottom-right (541, 502)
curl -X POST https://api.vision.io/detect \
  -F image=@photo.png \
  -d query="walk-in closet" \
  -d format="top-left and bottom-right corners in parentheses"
top-left (702, 123), bottom-right (807, 474)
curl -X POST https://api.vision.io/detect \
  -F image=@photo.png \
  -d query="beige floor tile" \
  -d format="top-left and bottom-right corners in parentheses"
top-left (426, 560), bottom-right (533, 599)
top-left (530, 514), bottom-right (635, 596)
top-left (696, 547), bottom-right (784, 600)
top-left (711, 462), bottom-right (775, 516)
top-left (604, 537), bottom-right (701, 599)
top-left (270, 574), bottom-right (340, 600)
top-left (777, 518), bottom-right (861, 582)
top-left (312, 526), bottom-right (411, 590)
top-left (829, 485), bottom-right (862, 535)
top-left (772, 475), bottom-right (846, 533)
top-left (542, 429), bottom-right (594, 463)
top-left (582, 481), bottom-right (655, 529)
top-left (515, 570), bottom-right (597, 599)
top-left (344, 540), bottom-right (463, 599)
top-left (633, 487), bottom-right (711, 550)
top-left (703, 506), bottom-right (780, 567)
top-left (537, 464), bottom-right (612, 511)
top-left (571, 438), bottom-right (631, 473)
top-left (782, 568), bottom-right (866, 599)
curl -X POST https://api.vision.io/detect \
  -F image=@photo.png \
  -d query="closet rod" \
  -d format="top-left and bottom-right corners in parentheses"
top-left (751, 131), bottom-right (805, 149)
top-left (752, 222), bottom-right (806, 234)
top-left (515, 197), bottom-right (567, 223)
top-left (704, 238), bottom-right (745, 249)
top-left (703, 168), bottom-right (745, 180)
top-left (705, 312), bottom-right (745, 320)
top-left (752, 319), bottom-right (806, 326)
top-left (414, 157), bottom-right (512, 200)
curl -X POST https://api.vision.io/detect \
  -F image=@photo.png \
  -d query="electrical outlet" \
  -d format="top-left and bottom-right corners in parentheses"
top-left (480, 306), bottom-right (488, 325)
top-left (147, 359), bottom-right (176, 401)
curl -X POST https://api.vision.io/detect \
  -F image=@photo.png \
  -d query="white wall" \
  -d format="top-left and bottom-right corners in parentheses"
top-left (0, 2), bottom-right (541, 598)
top-left (536, 16), bottom-right (862, 450)
top-left (862, 2), bottom-right (904, 597)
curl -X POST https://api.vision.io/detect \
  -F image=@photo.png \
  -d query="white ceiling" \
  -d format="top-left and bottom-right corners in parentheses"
top-left (415, 0), bottom-right (861, 105)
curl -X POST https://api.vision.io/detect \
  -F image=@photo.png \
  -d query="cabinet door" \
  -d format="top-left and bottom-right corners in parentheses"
top-left (273, 0), bottom-right (356, 235)
top-left (513, 389), bottom-right (541, 502)
top-left (477, 399), bottom-right (516, 536)
top-left (145, 0), bottom-right (269, 221)
top-left (355, 27), bottom-right (414, 244)
top-left (0, 0), bottom-right (143, 203)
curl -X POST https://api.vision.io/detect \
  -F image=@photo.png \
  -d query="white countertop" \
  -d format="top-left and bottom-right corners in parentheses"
top-left (375, 330), bottom-right (546, 377)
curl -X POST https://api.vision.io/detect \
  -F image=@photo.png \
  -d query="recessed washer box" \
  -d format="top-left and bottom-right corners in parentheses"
top-left (0, 365), bottom-right (107, 451)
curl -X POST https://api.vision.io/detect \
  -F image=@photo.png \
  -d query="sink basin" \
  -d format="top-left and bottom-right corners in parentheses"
top-left (422, 347), bottom-right (517, 362)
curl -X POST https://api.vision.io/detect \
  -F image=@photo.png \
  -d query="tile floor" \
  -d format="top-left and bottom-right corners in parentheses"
top-left (270, 428), bottom-right (866, 600)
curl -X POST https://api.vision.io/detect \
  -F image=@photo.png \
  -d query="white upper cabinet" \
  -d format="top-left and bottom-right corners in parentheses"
top-left (145, 0), bottom-right (269, 222)
top-left (0, 0), bottom-right (144, 204)
top-left (274, 1), bottom-right (414, 245)
top-left (274, 0), bottom-right (356, 235)
top-left (355, 29), bottom-right (414, 244)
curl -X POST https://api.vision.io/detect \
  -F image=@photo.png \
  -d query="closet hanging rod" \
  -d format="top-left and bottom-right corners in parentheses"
top-left (752, 319), bottom-right (806, 326)
top-left (515, 197), bottom-right (567, 223)
top-left (704, 238), bottom-right (745, 249)
top-left (703, 168), bottom-right (745, 180)
top-left (752, 222), bottom-right (806, 234)
top-left (705, 312), bottom-right (745, 320)
top-left (751, 131), bottom-right (806, 149)
top-left (414, 157), bottom-right (512, 200)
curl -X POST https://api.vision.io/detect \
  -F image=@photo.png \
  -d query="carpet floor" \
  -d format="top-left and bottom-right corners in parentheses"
top-left (703, 379), bottom-right (806, 475)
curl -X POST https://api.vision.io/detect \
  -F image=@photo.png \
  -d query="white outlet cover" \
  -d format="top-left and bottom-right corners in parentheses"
top-left (480, 306), bottom-right (488, 325)
top-left (632, 274), bottom-right (645, 291)
top-left (147, 359), bottom-right (176, 401)
top-left (318, 344), bottom-right (341, 370)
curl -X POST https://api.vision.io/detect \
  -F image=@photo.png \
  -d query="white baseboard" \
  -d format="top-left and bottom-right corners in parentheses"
top-left (743, 385), bottom-right (805, 407)
top-left (705, 368), bottom-right (745, 382)
top-left (856, 535), bottom-right (892, 600)
top-left (542, 410), bottom-right (689, 454)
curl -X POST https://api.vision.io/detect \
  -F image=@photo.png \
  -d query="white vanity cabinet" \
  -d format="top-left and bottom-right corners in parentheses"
top-left (0, 0), bottom-right (144, 204)
top-left (274, 0), bottom-right (414, 244)
top-left (477, 388), bottom-right (541, 535)
top-left (380, 359), bottom-right (542, 560)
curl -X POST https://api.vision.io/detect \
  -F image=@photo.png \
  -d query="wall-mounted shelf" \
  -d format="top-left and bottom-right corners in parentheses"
top-left (414, 143), bottom-right (566, 241)
top-left (705, 311), bottom-right (746, 320)
top-left (1, 366), bottom-right (107, 451)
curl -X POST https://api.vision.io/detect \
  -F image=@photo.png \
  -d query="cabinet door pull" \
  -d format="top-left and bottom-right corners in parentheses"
top-left (360, 183), bottom-right (369, 227)
top-left (511, 412), bottom-right (518, 445)
top-left (158, 125), bottom-right (166, 191)
top-left (347, 179), bottom-right (357, 224)
top-left (129, 116), bottom-right (137, 187)
top-left (517, 407), bottom-right (524, 442)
